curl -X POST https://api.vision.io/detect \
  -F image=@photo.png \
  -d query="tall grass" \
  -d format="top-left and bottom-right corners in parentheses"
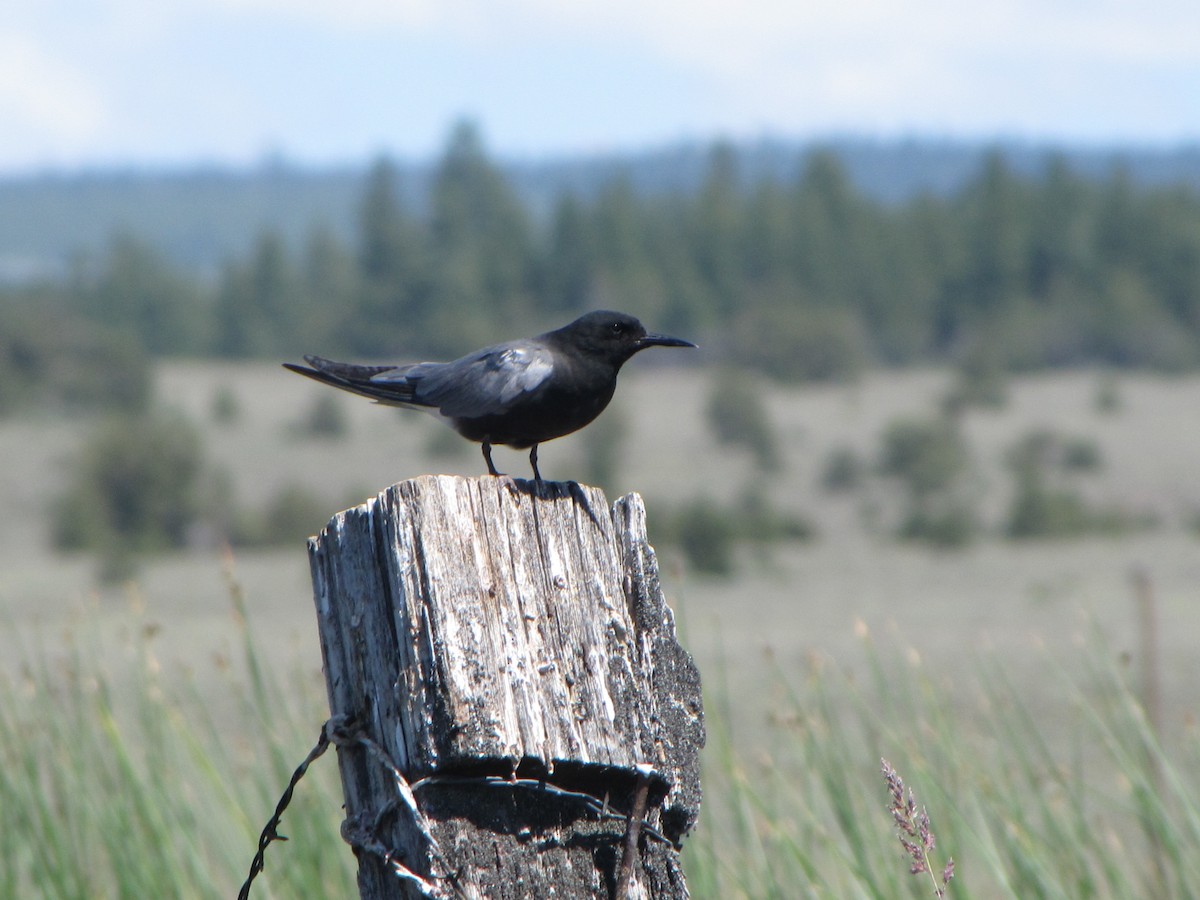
top-left (3, 595), bottom-right (1198, 898)
top-left (684, 624), bottom-right (1200, 898)
top-left (0, 591), bottom-right (354, 899)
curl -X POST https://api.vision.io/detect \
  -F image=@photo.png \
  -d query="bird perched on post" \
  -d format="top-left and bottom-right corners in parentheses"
top-left (283, 310), bottom-right (697, 481)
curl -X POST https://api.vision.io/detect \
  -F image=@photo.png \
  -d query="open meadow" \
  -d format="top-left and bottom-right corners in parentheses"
top-left (3, 361), bottom-right (1199, 897)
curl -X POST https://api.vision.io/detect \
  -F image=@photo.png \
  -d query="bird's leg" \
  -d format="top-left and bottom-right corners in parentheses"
top-left (483, 440), bottom-right (522, 495)
top-left (529, 444), bottom-right (542, 483)
top-left (482, 441), bottom-right (501, 476)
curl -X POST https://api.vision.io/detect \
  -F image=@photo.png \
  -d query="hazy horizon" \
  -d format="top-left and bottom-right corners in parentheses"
top-left (2, 128), bottom-right (1199, 182)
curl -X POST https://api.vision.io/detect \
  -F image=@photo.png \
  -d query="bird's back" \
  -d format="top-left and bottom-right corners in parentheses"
top-left (396, 342), bottom-right (557, 419)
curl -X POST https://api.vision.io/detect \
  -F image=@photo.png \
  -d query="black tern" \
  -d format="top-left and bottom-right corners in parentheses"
top-left (283, 310), bottom-right (696, 480)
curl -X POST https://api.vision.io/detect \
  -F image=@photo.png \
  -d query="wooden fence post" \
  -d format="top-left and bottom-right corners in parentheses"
top-left (307, 474), bottom-right (704, 899)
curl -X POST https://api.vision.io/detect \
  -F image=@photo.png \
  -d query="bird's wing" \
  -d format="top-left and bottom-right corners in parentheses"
top-left (402, 343), bottom-right (556, 418)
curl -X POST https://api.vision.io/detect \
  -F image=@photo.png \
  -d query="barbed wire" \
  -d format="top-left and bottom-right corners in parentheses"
top-left (408, 772), bottom-right (673, 848)
top-left (236, 718), bottom-right (337, 900)
top-left (238, 715), bottom-right (667, 898)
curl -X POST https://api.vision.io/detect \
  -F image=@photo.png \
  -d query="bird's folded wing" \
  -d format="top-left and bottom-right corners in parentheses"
top-left (405, 345), bottom-right (555, 418)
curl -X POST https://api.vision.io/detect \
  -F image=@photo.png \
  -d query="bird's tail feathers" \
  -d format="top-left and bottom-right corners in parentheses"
top-left (283, 356), bottom-right (424, 407)
top-left (303, 355), bottom-right (400, 381)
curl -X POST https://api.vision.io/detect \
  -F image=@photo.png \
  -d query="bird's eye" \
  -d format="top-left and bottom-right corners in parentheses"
top-left (611, 322), bottom-right (626, 335)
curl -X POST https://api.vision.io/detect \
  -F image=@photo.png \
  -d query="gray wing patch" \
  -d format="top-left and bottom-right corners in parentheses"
top-left (409, 345), bottom-right (555, 418)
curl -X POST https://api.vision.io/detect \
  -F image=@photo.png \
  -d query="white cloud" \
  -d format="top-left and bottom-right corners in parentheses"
top-left (576, 0), bottom-right (1200, 138)
top-left (204, 0), bottom-right (447, 30)
top-left (0, 31), bottom-right (107, 151)
top-left (1, 0), bottom-right (1195, 169)
top-left (516, 0), bottom-right (1200, 68)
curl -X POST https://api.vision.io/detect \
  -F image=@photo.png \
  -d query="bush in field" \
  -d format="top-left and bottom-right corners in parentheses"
top-left (654, 489), bottom-right (815, 575)
top-left (1006, 428), bottom-right (1104, 474)
top-left (734, 488), bottom-right (816, 544)
top-left (705, 369), bottom-right (782, 472)
top-left (231, 483), bottom-right (331, 548)
top-left (878, 414), bottom-right (979, 547)
top-left (1006, 470), bottom-right (1095, 538)
top-left (943, 346), bottom-right (1009, 413)
top-left (211, 385), bottom-right (240, 425)
top-left (1061, 436), bottom-right (1103, 471)
top-left (53, 410), bottom-right (205, 576)
top-left (820, 445), bottom-right (864, 492)
top-left (297, 393), bottom-right (349, 438)
top-left (0, 303), bottom-right (151, 416)
top-left (51, 323), bottom-right (152, 414)
top-left (676, 497), bottom-right (735, 576)
top-left (1005, 470), bottom-right (1142, 538)
top-left (879, 415), bottom-right (970, 497)
top-left (201, 474), bottom-right (357, 550)
top-left (898, 500), bottom-right (979, 549)
top-left (1003, 428), bottom-right (1141, 538)
top-left (1094, 373), bottom-right (1122, 414)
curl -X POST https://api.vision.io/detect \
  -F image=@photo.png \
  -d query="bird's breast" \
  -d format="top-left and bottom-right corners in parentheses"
top-left (450, 373), bottom-right (617, 447)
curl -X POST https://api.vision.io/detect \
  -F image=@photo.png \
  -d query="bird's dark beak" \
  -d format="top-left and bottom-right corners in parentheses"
top-left (638, 332), bottom-right (698, 350)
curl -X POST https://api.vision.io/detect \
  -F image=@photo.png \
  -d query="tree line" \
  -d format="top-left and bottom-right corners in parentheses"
top-left (6, 121), bottom-right (1200, 404)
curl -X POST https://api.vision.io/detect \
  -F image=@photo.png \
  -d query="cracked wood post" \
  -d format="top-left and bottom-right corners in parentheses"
top-left (307, 474), bottom-right (705, 899)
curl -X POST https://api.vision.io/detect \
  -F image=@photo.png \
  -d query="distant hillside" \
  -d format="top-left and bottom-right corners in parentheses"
top-left (2, 137), bottom-right (1198, 281)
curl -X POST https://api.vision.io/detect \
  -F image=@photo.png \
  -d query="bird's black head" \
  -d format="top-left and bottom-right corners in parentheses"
top-left (551, 310), bottom-right (697, 364)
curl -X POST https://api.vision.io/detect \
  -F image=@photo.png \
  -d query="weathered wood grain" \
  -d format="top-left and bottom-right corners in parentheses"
top-left (308, 474), bottom-right (703, 899)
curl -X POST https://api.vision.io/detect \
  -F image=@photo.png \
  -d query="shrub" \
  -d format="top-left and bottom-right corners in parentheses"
top-left (878, 415), bottom-right (979, 547)
top-left (820, 445), bottom-right (864, 492)
top-left (1006, 428), bottom-right (1104, 474)
top-left (211, 386), bottom-right (240, 425)
top-left (653, 489), bottom-right (815, 575)
top-left (705, 369), bottom-right (782, 472)
top-left (898, 501), bottom-right (978, 549)
top-left (53, 409), bottom-right (205, 576)
top-left (1006, 429), bottom-right (1057, 473)
top-left (1004, 470), bottom-right (1138, 539)
top-left (53, 324), bottom-right (152, 414)
top-left (232, 483), bottom-right (331, 547)
top-left (0, 302), bottom-right (151, 416)
top-left (676, 497), bottom-right (735, 576)
top-left (1094, 373), bottom-right (1121, 414)
top-left (735, 489), bottom-right (816, 543)
top-left (1004, 431), bottom-right (1135, 539)
top-left (879, 415), bottom-right (970, 498)
top-left (1061, 437), bottom-right (1103, 471)
top-left (943, 347), bottom-right (1009, 413)
top-left (299, 394), bottom-right (349, 438)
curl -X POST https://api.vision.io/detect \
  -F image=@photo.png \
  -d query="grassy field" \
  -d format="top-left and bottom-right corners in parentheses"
top-left (2, 361), bottom-right (1199, 896)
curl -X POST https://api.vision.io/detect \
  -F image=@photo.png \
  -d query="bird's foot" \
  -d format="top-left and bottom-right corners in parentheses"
top-left (487, 471), bottom-right (524, 495)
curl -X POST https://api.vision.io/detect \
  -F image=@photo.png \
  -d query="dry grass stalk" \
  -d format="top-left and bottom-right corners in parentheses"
top-left (881, 758), bottom-right (954, 897)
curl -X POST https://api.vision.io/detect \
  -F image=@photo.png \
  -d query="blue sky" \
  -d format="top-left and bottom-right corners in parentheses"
top-left (4, 0), bottom-right (1199, 172)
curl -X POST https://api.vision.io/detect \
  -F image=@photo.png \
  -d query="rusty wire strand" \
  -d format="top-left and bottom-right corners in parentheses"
top-left (615, 765), bottom-right (654, 900)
